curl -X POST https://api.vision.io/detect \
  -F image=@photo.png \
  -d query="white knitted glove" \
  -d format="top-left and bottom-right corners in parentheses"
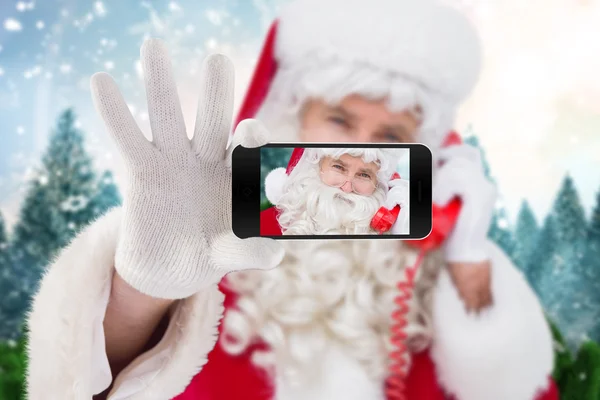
top-left (90, 39), bottom-right (284, 299)
top-left (432, 144), bottom-right (496, 263)
top-left (383, 178), bottom-right (409, 209)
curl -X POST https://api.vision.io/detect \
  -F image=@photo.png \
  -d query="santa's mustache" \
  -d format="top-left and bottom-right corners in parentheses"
top-left (277, 170), bottom-right (387, 234)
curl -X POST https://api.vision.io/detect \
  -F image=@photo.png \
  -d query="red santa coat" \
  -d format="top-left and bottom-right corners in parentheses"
top-left (174, 286), bottom-right (559, 400)
top-left (174, 207), bottom-right (559, 400)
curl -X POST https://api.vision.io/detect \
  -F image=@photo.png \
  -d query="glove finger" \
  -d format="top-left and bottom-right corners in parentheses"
top-left (211, 232), bottom-right (284, 272)
top-left (384, 187), bottom-right (408, 209)
top-left (192, 54), bottom-right (235, 161)
top-left (90, 72), bottom-right (153, 163)
top-left (224, 119), bottom-right (270, 170)
top-left (140, 38), bottom-right (189, 152)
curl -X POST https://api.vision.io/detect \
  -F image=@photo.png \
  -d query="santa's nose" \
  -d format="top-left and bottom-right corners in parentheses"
top-left (340, 181), bottom-right (353, 193)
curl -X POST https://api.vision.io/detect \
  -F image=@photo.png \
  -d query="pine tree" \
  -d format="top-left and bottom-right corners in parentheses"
top-left (464, 134), bottom-right (516, 260)
top-left (0, 211), bottom-right (7, 267)
top-left (584, 189), bottom-right (600, 341)
top-left (513, 200), bottom-right (540, 278)
top-left (528, 214), bottom-right (559, 298)
top-left (10, 110), bottom-right (97, 286)
top-left (554, 175), bottom-right (587, 245)
top-left (542, 175), bottom-right (590, 349)
top-left (4, 109), bottom-right (122, 339)
top-left (0, 211), bottom-right (27, 340)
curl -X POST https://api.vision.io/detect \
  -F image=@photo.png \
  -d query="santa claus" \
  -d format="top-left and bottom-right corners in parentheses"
top-left (26, 0), bottom-right (559, 400)
top-left (261, 148), bottom-right (410, 235)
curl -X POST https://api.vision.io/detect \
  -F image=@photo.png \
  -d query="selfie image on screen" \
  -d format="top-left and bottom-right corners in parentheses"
top-left (260, 147), bottom-right (410, 236)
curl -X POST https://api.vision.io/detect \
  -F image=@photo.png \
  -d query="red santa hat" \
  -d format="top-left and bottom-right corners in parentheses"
top-left (264, 147), bottom-right (402, 205)
top-left (234, 0), bottom-right (482, 141)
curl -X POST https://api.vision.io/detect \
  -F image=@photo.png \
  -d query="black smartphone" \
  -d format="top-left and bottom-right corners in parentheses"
top-left (232, 143), bottom-right (432, 239)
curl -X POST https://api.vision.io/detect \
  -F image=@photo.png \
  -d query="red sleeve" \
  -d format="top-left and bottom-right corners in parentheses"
top-left (173, 285), bottom-right (274, 400)
top-left (402, 351), bottom-right (448, 400)
top-left (260, 206), bottom-right (282, 236)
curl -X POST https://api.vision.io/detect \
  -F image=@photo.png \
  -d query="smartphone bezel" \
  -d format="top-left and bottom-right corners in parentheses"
top-left (232, 143), bottom-right (433, 240)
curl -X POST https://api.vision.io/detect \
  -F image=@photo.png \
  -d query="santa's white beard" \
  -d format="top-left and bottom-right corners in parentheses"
top-left (276, 167), bottom-right (387, 235)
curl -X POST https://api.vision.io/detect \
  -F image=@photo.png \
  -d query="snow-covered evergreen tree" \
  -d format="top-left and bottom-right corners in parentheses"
top-left (5, 109), bottom-right (122, 339)
top-left (541, 175), bottom-right (590, 348)
top-left (583, 189), bottom-right (600, 341)
top-left (513, 200), bottom-right (540, 278)
top-left (464, 133), bottom-right (516, 260)
top-left (0, 212), bottom-right (7, 267)
top-left (10, 110), bottom-right (97, 289)
top-left (0, 211), bottom-right (27, 340)
top-left (528, 214), bottom-right (559, 297)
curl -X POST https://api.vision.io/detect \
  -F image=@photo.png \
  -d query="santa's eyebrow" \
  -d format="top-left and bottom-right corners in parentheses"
top-left (358, 167), bottom-right (376, 176)
top-left (332, 158), bottom-right (347, 166)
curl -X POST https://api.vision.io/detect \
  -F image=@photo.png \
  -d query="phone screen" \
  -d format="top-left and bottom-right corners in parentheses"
top-left (232, 143), bottom-right (432, 240)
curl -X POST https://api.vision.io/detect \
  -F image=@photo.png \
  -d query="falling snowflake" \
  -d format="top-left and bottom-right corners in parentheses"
top-left (17, 126), bottom-right (24, 135)
top-left (68, 222), bottom-right (77, 230)
top-left (579, 372), bottom-right (587, 381)
top-left (60, 63), bottom-right (72, 74)
top-left (60, 195), bottom-right (89, 212)
top-left (4, 18), bottom-right (23, 32)
top-left (206, 38), bottom-right (218, 50)
top-left (104, 60), bottom-right (115, 70)
top-left (0, 67), bottom-right (5, 76)
top-left (38, 175), bottom-right (48, 185)
top-left (94, 1), bottom-right (107, 17)
top-left (7, 339), bottom-right (16, 348)
top-left (16, 1), bottom-right (34, 11)
top-left (497, 218), bottom-right (509, 229)
top-left (206, 10), bottom-right (223, 25)
top-left (36, 20), bottom-right (44, 29)
top-left (169, 2), bottom-right (182, 12)
top-left (103, 175), bottom-right (113, 185)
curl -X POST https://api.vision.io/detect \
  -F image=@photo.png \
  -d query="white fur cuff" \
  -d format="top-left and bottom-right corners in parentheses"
top-left (430, 241), bottom-right (554, 400)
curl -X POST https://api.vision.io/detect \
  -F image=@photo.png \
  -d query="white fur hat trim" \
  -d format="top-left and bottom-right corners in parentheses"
top-left (275, 0), bottom-right (482, 103)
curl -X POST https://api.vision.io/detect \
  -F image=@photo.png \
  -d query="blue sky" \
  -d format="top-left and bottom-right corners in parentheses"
top-left (0, 0), bottom-right (598, 228)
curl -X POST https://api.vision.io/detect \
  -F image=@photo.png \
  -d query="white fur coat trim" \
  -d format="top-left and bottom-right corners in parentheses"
top-left (430, 240), bottom-right (554, 400)
top-left (26, 207), bottom-right (225, 400)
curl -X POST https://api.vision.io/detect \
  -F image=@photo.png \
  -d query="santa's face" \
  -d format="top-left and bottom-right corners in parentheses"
top-left (276, 154), bottom-right (388, 235)
top-left (299, 95), bottom-right (421, 143)
top-left (319, 154), bottom-right (379, 195)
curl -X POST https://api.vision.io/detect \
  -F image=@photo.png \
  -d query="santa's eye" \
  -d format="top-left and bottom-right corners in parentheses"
top-left (328, 116), bottom-right (350, 128)
top-left (332, 164), bottom-right (345, 171)
top-left (358, 172), bottom-right (372, 179)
